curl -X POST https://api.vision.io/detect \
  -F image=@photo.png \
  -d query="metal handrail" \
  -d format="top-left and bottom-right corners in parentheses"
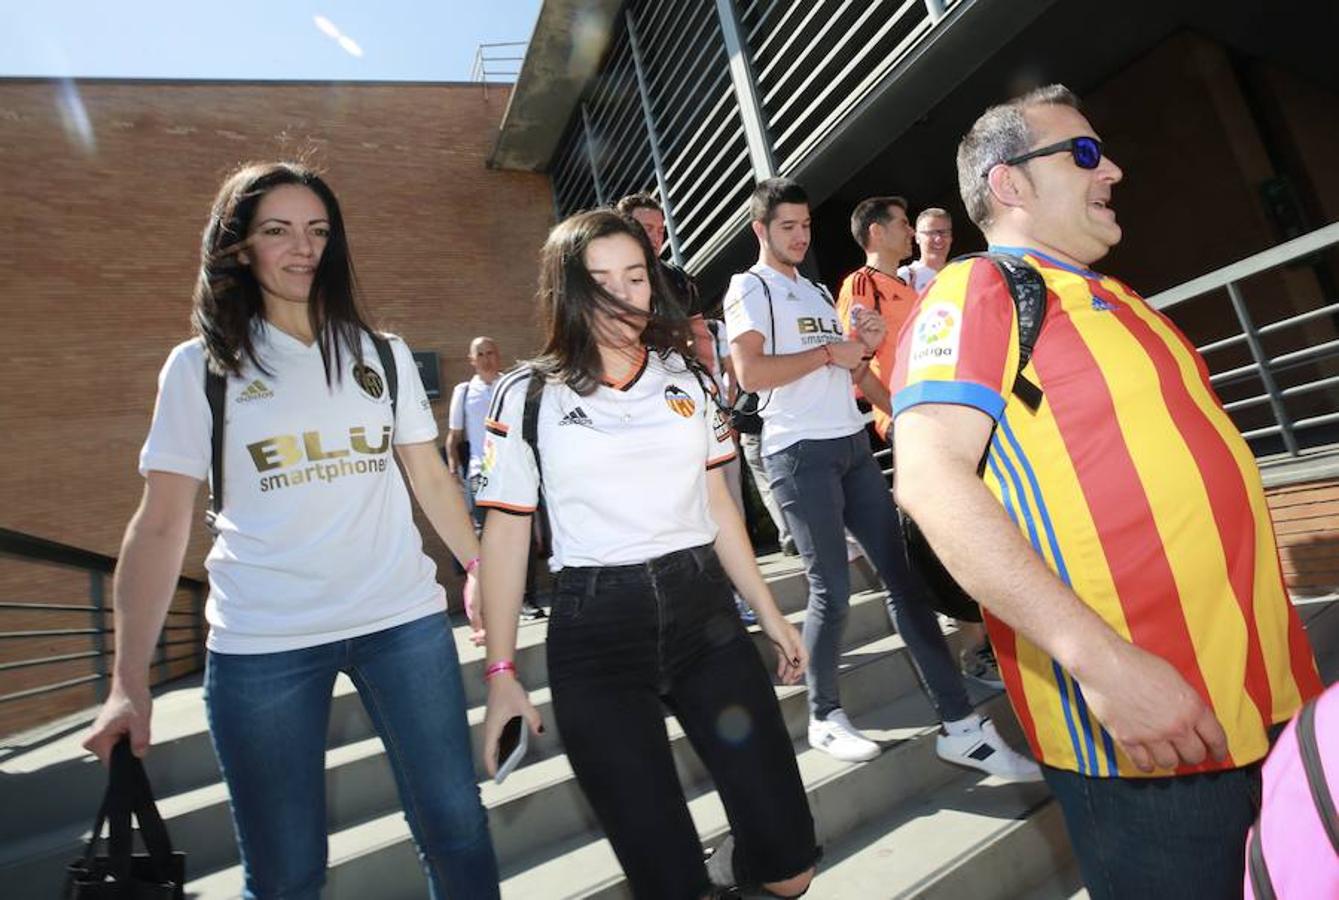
top-left (0, 528), bottom-right (207, 713)
top-left (1145, 222), bottom-right (1339, 457)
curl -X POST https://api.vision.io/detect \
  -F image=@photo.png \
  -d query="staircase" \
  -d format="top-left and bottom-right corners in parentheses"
top-left (3, 556), bottom-right (1336, 899)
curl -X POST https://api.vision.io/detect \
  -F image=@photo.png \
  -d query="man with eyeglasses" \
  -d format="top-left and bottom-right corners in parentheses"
top-left (889, 84), bottom-right (1320, 898)
top-left (897, 208), bottom-right (953, 295)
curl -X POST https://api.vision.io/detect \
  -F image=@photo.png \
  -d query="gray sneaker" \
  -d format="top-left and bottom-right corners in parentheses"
top-left (960, 640), bottom-right (1004, 690)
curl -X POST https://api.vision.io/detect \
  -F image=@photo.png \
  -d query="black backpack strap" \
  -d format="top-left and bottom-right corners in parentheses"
top-left (205, 363), bottom-right (227, 531)
top-left (744, 271), bottom-right (777, 417)
top-left (370, 333), bottom-right (399, 425)
top-left (955, 252), bottom-right (1048, 412)
top-left (520, 370), bottom-right (551, 551)
top-left (1297, 698), bottom-right (1339, 853)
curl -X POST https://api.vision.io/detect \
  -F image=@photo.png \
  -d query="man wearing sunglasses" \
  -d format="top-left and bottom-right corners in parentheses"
top-left (889, 84), bottom-right (1320, 898)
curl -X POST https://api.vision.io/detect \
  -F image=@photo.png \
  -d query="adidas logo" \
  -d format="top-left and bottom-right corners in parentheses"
top-left (235, 379), bottom-right (275, 403)
top-left (558, 406), bottom-right (594, 428)
top-left (1091, 296), bottom-right (1116, 312)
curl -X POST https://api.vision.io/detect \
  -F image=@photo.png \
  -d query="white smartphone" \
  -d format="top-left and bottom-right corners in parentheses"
top-left (493, 716), bottom-right (530, 785)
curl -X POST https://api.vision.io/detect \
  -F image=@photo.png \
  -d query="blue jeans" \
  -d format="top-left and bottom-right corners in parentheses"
top-left (205, 613), bottom-right (499, 900)
top-left (765, 431), bottom-right (972, 722)
top-left (1043, 764), bottom-right (1263, 900)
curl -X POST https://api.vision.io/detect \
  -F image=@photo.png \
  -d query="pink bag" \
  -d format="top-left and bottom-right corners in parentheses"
top-left (1245, 684), bottom-right (1339, 899)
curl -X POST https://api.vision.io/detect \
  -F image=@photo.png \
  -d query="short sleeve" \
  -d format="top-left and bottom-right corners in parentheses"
top-left (698, 370), bottom-right (737, 470)
top-left (722, 273), bottom-right (773, 350)
top-left (139, 341), bottom-right (211, 480)
top-left (474, 371), bottom-right (540, 515)
top-left (387, 336), bottom-right (439, 445)
top-left (889, 258), bottom-right (1020, 422)
top-left (447, 382), bottom-right (467, 430)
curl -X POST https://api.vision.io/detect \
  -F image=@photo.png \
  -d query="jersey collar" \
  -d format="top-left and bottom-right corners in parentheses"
top-left (600, 345), bottom-right (650, 392)
top-left (988, 244), bottom-right (1102, 280)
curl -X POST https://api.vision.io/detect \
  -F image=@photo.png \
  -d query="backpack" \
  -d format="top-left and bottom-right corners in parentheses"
top-left (1245, 688), bottom-right (1339, 900)
top-left (897, 253), bottom-right (1047, 622)
top-left (204, 333), bottom-right (399, 531)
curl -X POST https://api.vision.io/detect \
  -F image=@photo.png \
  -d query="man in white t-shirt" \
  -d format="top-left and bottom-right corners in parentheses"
top-left (897, 207), bottom-right (954, 294)
top-left (446, 336), bottom-right (502, 526)
top-left (446, 336), bottom-right (544, 620)
top-left (725, 178), bottom-right (1037, 780)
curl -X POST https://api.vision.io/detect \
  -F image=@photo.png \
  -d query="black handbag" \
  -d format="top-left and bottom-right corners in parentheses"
top-left (65, 739), bottom-right (186, 899)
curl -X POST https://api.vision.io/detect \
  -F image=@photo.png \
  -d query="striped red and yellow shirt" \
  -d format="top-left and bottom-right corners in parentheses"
top-left (890, 248), bottom-right (1321, 777)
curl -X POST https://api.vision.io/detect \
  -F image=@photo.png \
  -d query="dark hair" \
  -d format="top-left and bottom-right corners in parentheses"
top-left (749, 177), bottom-right (809, 225)
top-left (957, 84), bottom-right (1081, 229)
top-left (531, 210), bottom-right (691, 395)
top-left (191, 161), bottom-right (372, 383)
top-left (615, 192), bottom-right (663, 216)
top-left (849, 196), bottom-right (908, 249)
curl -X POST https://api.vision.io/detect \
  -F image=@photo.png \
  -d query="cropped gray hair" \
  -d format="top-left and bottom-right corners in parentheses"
top-left (956, 85), bottom-right (1080, 229)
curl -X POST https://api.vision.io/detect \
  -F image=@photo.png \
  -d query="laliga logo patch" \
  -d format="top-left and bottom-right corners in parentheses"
top-left (481, 438), bottom-right (497, 475)
top-left (664, 385), bottom-right (696, 418)
top-left (352, 363), bottom-right (385, 401)
top-left (910, 302), bottom-right (962, 370)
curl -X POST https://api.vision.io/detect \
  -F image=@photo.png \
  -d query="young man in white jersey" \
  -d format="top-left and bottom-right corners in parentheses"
top-left (725, 177), bottom-right (1038, 778)
top-left (897, 207), bottom-right (954, 294)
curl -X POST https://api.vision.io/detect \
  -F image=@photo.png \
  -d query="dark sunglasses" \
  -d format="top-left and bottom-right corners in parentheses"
top-left (983, 136), bottom-right (1103, 178)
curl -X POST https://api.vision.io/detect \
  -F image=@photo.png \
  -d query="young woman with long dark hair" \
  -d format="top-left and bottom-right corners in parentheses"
top-left (477, 210), bottom-right (818, 898)
top-left (83, 161), bottom-right (500, 899)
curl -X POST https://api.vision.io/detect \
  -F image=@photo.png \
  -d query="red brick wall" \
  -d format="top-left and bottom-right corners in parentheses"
top-left (0, 80), bottom-right (553, 735)
top-left (1269, 478), bottom-right (1339, 596)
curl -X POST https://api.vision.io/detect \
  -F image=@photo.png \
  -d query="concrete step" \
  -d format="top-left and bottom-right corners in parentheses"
top-left (806, 771), bottom-right (1067, 899)
top-left (0, 551), bottom-right (863, 855)
top-left (497, 691), bottom-right (1030, 900)
top-left (0, 586), bottom-right (900, 896)
top-left (185, 630), bottom-right (1001, 899)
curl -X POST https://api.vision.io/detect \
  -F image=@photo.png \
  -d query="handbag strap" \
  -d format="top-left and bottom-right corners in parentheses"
top-left (86, 740), bottom-right (179, 885)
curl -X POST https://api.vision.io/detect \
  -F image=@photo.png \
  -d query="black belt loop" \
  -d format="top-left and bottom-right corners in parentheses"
top-left (585, 567), bottom-right (600, 599)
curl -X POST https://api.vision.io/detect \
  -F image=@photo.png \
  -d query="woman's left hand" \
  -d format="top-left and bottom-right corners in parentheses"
top-left (759, 611), bottom-right (808, 684)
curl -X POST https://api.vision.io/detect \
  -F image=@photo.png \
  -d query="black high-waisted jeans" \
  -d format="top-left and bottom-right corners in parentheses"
top-left (548, 543), bottom-right (818, 899)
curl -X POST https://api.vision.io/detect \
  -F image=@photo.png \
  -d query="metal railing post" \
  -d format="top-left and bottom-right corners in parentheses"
top-left (89, 571), bottom-right (108, 702)
top-left (1226, 281), bottom-right (1300, 456)
top-left (580, 102), bottom-right (608, 206)
top-left (714, 0), bottom-right (777, 180)
top-left (626, 8), bottom-right (685, 267)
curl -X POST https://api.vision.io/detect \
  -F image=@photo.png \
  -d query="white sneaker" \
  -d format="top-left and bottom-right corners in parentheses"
top-left (809, 709), bottom-right (881, 762)
top-left (936, 715), bottom-right (1042, 781)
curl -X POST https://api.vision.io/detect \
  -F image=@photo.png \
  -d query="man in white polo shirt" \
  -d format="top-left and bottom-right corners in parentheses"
top-left (725, 178), bottom-right (1037, 779)
top-left (446, 336), bottom-right (544, 620)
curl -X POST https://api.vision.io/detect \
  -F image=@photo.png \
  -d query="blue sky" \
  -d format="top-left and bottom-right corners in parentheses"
top-left (2, 1), bottom-right (542, 82)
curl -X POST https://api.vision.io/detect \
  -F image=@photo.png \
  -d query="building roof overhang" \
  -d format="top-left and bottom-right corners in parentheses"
top-left (488, 0), bottom-right (622, 172)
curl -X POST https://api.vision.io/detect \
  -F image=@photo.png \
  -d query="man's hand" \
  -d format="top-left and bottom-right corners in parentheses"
top-left (850, 307), bottom-right (888, 352)
top-left (825, 340), bottom-right (869, 370)
top-left (1077, 639), bottom-right (1229, 773)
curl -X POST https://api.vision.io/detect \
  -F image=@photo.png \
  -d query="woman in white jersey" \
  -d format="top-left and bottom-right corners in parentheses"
top-left (83, 162), bottom-right (499, 899)
top-left (477, 210), bottom-right (818, 898)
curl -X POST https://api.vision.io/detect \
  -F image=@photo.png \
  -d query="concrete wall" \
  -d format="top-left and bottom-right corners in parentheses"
top-left (0, 80), bottom-right (554, 735)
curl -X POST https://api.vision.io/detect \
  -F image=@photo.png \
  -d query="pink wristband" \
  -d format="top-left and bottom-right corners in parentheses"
top-left (484, 660), bottom-right (517, 682)
top-left (465, 557), bottom-right (481, 575)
